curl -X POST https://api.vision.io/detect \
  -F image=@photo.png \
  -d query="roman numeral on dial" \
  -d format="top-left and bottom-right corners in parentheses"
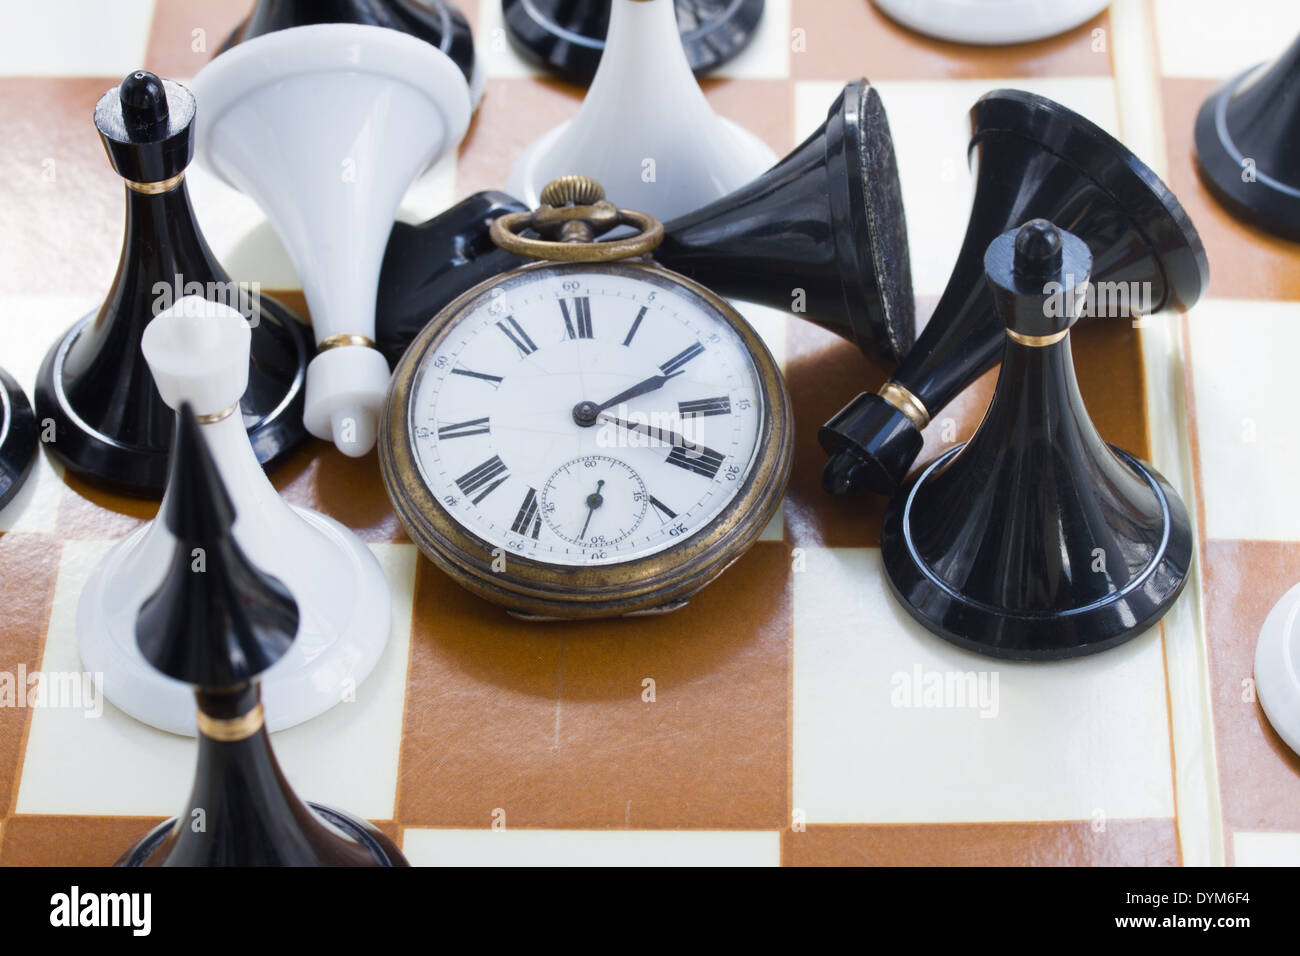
top-left (648, 495), bottom-right (677, 523)
top-left (438, 417), bottom-right (490, 440)
top-left (456, 455), bottom-right (509, 504)
top-left (510, 487), bottom-right (542, 539)
top-left (665, 443), bottom-right (726, 480)
top-left (678, 397), bottom-right (731, 418)
top-left (659, 342), bottom-right (705, 375)
top-left (623, 306), bottom-right (647, 346)
top-left (496, 315), bottom-right (538, 357)
top-left (560, 297), bottom-right (593, 339)
top-left (450, 367), bottom-right (503, 386)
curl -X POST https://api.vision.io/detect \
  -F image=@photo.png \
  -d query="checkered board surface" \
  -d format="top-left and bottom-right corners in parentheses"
top-left (0, 0), bottom-right (1296, 868)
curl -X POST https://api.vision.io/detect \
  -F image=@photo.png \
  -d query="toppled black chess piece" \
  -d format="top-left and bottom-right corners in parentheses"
top-left (0, 368), bottom-right (38, 513)
top-left (118, 405), bottom-right (407, 866)
top-left (820, 89), bottom-right (1210, 497)
top-left (221, 0), bottom-right (478, 97)
top-left (1195, 31), bottom-right (1300, 240)
top-left (880, 220), bottom-right (1193, 661)
top-left (34, 70), bottom-right (310, 497)
top-left (503, 0), bottom-right (764, 83)
top-left (376, 79), bottom-right (915, 365)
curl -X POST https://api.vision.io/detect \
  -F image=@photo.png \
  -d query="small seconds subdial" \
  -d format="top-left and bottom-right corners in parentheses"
top-left (541, 456), bottom-right (648, 548)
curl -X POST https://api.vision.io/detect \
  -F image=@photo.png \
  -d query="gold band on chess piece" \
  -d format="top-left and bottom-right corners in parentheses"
top-left (196, 402), bottom-right (239, 425)
top-left (124, 171), bottom-right (186, 195)
top-left (197, 703), bottom-right (265, 742)
top-left (1007, 328), bottom-right (1070, 347)
top-left (878, 381), bottom-right (930, 430)
top-left (316, 333), bottom-right (377, 354)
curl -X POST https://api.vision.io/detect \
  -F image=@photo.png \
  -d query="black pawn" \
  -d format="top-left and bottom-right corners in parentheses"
top-left (503, 0), bottom-right (765, 83)
top-left (1195, 32), bottom-right (1300, 240)
top-left (221, 0), bottom-right (478, 93)
top-left (35, 70), bottom-right (311, 497)
top-left (880, 220), bottom-right (1193, 661)
top-left (0, 368), bottom-right (38, 513)
top-left (119, 406), bottom-right (407, 866)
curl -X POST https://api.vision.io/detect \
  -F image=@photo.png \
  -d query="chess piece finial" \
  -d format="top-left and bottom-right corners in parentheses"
top-left (507, 0), bottom-right (777, 221)
top-left (871, 0), bottom-right (1110, 45)
top-left (502, 0), bottom-right (765, 83)
top-left (879, 220), bottom-right (1194, 660)
top-left (0, 368), bottom-right (38, 513)
top-left (119, 405), bottom-right (406, 867)
top-left (1195, 31), bottom-right (1300, 240)
top-left (77, 296), bottom-right (391, 735)
top-left (34, 68), bottom-right (310, 496)
top-left (190, 24), bottom-right (472, 456)
top-left (819, 89), bottom-right (1209, 497)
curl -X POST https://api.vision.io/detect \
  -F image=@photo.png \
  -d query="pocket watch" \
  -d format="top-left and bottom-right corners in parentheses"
top-left (379, 176), bottom-right (792, 619)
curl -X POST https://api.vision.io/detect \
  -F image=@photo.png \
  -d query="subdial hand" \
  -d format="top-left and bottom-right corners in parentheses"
top-left (579, 479), bottom-right (606, 540)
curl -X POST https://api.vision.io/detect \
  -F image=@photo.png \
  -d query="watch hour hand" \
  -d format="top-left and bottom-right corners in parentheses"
top-left (593, 371), bottom-right (683, 413)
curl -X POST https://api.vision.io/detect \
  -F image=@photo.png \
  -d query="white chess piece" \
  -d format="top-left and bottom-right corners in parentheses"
top-left (872, 0), bottom-right (1110, 45)
top-left (78, 296), bottom-right (391, 736)
top-left (1256, 582), bottom-right (1300, 757)
top-left (189, 23), bottom-right (472, 457)
top-left (507, 0), bottom-right (777, 221)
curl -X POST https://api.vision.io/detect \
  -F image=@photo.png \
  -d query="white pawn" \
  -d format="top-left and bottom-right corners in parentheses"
top-left (507, 0), bottom-right (777, 221)
top-left (872, 0), bottom-right (1110, 46)
top-left (78, 296), bottom-right (391, 736)
top-left (189, 23), bottom-right (472, 457)
top-left (1256, 582), bottom-right (1300, 757)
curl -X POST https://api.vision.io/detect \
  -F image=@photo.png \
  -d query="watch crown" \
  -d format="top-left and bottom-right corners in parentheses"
top-left (539, 175), bottom-right (606, 208)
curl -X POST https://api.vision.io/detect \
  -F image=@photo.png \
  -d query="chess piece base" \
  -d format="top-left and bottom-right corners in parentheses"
top-left (502, 0), bottom-right (765, 81)
top-left (1195, 67), bottom-right (1300, 241)
top-left (1255, 581), bottom-right (1300, 756)
top-left (79, 507), bottom-right (389, 735)
top-left (117, 802), bottom-right (408, 867)
top-left (872, 0), bottom-right (1110, 45)
top-left (882, 445), bottom-right (1193, 661)
top-left (0, 368), bottom-right (38, 512)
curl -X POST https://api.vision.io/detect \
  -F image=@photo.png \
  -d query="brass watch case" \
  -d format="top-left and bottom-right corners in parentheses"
top-left (379, 258), bottom-right (793, 619)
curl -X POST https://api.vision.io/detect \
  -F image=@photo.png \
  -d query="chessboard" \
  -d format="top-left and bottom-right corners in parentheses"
top-left (0, 0), bottom-right (1297, 868)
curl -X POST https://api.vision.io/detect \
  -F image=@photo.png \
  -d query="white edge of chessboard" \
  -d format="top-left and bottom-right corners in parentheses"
top-left (1110, 0), bottom-right (1224, 868)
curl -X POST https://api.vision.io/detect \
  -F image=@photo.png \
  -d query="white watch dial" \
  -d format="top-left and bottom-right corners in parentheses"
top-left (408, 264), bottom-right (766, 566)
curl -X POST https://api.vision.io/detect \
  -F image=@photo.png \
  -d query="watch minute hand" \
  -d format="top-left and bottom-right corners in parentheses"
top-left (599, 415), bottom-right (694, 451)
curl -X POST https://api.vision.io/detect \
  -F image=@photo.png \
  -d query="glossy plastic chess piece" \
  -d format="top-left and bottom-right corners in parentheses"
top-left (34, 70), bottom-right (310, 496)
top-left (872, 0), bottom-right (1110, 45)
top-left (821, 89), bottom-right (1209, 497)
top-left (118, 407), bottom-right (406, 866)
top-left (508, 0), bottom-right (777, 221)
top-left (190, 24), bottom-right (471, 457)
top-left (657, 79), bottom-right (915, 362)
top-left (221, 0), bottom-right (481, 106)
top-left (0, 368), bottom-right (38, 512)
top-left (881, 220), bottom-right (1193, 661)
top-left (377, 191), bottom-right (529, 367)
top-left (377, 80), bottom-right (914, 363)
top-left (503, 0), bottom-right (764, 82)
top-left (1195, 32), bottom-right (1300, 241)
top-left (78, 296), bottom-right (391, 736)
top-left (1255, 582), bottom-right (1300, 756)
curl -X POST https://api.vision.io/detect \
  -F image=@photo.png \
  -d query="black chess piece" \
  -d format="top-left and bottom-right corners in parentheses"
top-left (118, 405), bottom-right (408, 867)
top-left (0, 368), bottom-right (38, 513)
top-left (881, 220), bottom-right (1193, 661)
top-left (220, 0), bottom-right (478, 94)
top-left (1195, 32), bottom-right (1300, 240)
top-left (377, 191), bottom-right (529, 367)
top-left (503, 0), bottom-right (764, 83)
top-left (375, 79), bottom-right (915, 364)
top-left (820, 89), bottom-right (1210, 497)
top-left (35, 71), bottom-right (311, 497)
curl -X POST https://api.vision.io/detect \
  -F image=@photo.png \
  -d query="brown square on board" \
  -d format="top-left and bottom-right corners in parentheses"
top-left (1201, 540), bottom-right (1300, 841)
top-left (396, 542), bottom-right (791, 830)
top-left (1161, 78), bottom-right (1300, 303)
top-left (0, 815), bottom-right (166, 866)
top-left (783, 819), bottom-right (1179, 866)
top-left (144, 0), bottom-right (250, 80)
top-left (0, 79), bottom-right (125, 297)
top-left (789, 0), bottom-right (1112, 82)
top-left (0, 535), bottom-right (60, 817)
